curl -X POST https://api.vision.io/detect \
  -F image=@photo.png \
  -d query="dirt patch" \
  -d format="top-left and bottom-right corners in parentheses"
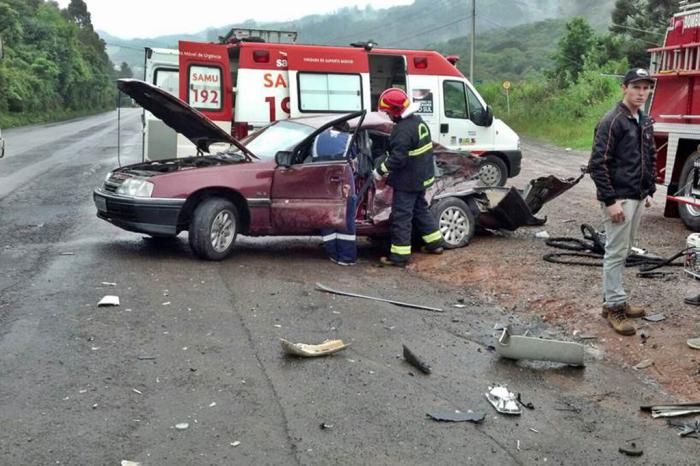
top-left (413, 139), bottom-right (700, 400)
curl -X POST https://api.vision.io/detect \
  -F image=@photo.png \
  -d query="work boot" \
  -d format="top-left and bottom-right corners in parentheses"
top-left (623, 302), bottom-right (646, 318)
top-left (379, 256), bottom-right (407, 268)
top-left (420, 245), bottom-right (444, 255)
top-left (601, 304), bottom-right (636, 336)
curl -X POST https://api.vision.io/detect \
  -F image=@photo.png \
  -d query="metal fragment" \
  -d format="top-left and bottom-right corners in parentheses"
top-left (315, 282), bottom-right (443, 312)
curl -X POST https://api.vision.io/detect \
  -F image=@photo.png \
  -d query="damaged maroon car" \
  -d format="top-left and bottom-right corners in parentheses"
top-left (94, 79), bottom-right (578, 260)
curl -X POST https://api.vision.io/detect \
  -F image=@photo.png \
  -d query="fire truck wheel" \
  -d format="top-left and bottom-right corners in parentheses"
top-left (430, 197), bottom-right (475, 249)
top-left (679, 152), bottom-right (700, 231)
top-left (189, 198), bottom-right (239, 260)
top-left (479, 155), bottom-right (507, 187)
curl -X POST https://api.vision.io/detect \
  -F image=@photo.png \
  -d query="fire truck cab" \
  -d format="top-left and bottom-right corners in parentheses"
top-left (648, 2), bottom-right (700, 230)
top-left (142, 29), bottom-right (522, 186)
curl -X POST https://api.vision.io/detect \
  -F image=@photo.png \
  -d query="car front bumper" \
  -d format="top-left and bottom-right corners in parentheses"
top-left (93, 188), bottom-right (186, 236)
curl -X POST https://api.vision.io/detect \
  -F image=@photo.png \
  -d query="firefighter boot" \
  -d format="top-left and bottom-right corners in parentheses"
top-left (379, 256), bottom-right (407, 268)
top-left (623, 303), bottom-right (646, 318)
top-left (420, 245), bottom-right (444, 255)
top-left (601, 304), bottom-right (636, 336)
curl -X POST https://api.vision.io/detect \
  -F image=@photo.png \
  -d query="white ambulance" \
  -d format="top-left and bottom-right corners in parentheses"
top-left (141, 29), bottom-right (521, 186)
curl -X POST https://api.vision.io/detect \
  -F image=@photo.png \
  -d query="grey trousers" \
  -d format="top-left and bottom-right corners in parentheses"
top-left (601, 199), bottom-right (644, 306)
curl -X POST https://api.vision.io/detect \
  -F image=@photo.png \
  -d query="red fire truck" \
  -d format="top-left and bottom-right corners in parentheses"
top-left (648, 2), bottom-right (700, 230)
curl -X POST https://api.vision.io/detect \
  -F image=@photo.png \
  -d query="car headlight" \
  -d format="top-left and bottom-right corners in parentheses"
top-left (116, 178), bottom-right (154, 197)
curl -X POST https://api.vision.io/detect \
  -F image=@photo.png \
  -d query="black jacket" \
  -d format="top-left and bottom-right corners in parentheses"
top-left (378, 113), bottom-right (435, 192)
top-left (588, 101), bottom-right (656, 206)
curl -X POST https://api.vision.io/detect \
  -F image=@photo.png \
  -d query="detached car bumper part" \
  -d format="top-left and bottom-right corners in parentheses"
top-left (93, 188), bottom-right (185, 236)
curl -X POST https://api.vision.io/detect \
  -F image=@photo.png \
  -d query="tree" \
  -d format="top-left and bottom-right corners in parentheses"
top-left (551, 17), bottom-right (598, 86)
top-left (118, 61), bottom-right (133, 79)
top-left (609, 0), bottom-right (676, 67)
top-left (64, 0), bottom-right (92, 29)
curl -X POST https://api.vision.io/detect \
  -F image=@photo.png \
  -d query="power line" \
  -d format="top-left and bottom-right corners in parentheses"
top-left (384, 16), bottom-right (472, 48)
top-left (611, 23), bottom-right (665, 37)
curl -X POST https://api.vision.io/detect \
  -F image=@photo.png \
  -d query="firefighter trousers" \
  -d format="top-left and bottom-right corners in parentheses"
top-left (389, 189), bottom-right (442, 263)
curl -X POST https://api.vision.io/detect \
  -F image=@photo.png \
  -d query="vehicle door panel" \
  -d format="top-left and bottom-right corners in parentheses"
top-left (271, 161), bottom-right (352, 233)
top-left (438, 78), bottom-right (493, 152)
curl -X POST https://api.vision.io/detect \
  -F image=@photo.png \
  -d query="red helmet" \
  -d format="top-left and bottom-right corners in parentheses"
top-left (378, 88), bottom-right (409, 118)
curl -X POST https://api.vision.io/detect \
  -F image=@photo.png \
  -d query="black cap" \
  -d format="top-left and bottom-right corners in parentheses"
top-left (623, 68), bottom-right (654, 85)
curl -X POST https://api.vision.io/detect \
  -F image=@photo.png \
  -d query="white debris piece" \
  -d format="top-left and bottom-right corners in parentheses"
top-left (121, 461), bottom-right (141, 466)
top-left (209, 402), bottom-right (216, 407)
top-left (97, 295), bottom-right (120, 307)
top-left (231, 441), bottom-right (241, 447)
top-left (101, 282), bottom-right (117, 287)
top-left (175, 423), bottom-right (189, 430)
top-left (534, 231), bottom-right (550, 239)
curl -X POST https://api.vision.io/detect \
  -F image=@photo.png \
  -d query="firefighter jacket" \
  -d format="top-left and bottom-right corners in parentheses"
top-left (378, 114), bottom-right (435, 192)
top-left (588, 101), bottom-right (657, 206)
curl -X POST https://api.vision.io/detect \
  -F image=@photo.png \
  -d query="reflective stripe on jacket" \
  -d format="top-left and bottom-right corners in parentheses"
top-left (378, 114), bottom-right (435, 192)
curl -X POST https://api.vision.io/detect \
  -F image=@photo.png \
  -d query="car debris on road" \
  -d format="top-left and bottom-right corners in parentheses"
top-left (494, 327), bottom-right (585, 366)
top-left (402, 345), bottom-right (432, 374)
top-left (427, 409), bottom-right (486, 423)
top-left (485, 385), bottom-right (521, 415)
top-left (280, 338), bottom-right (349, 357)
top-left (641, 402), bottom-right (700, 418)
top-left (97, 295), bottom-right (120, 307)
top-left (315, 282), bottom-right (443, 312)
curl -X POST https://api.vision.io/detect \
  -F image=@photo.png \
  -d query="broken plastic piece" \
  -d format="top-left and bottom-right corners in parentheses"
top-left (535, 231), bottom-right (550, 239)
top-left (633, 359), bottom-right (654, 370)
top-left (320, 422), bottom-right (334, 430)
top-left (427, 409), bottom-right (485, 423)
top-left (121, 461), bottom-right (141, 466)
top-left (641, 402), bottom-right (700, 418)
top-left (315, 282), bottom-right (443, 312)
top-left (517, 393), bottom-right (535, 410)
top-left (642, 313), bottom-right (666, 322)
top-left (618, 441), bottom-right (643, 457)
top-left (280, 338), bottom-right (349, 357)
top-left (687, 337), bottom-right (700, 350)
top-left (485, 385), bottom-right (521, 415)
top-left (403, 345), bottom-right (432, 374)
top-left (175, 423), bottom-right (189, 430)
top-left (97, 295), bottom-right (120, 307)
top-left (495, 328), bottom-right (584, 366)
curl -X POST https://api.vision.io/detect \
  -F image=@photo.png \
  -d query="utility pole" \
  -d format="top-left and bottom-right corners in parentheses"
top-left (470, 0), bottom-right (475, 82)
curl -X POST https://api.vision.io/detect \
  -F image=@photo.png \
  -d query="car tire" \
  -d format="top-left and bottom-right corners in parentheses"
top-left (188, 198), bottom-right (238, 260)
top-left (430, 197), bottom-right (475, 249)
top-left (479, 155), bottom-right (507, 187)
top-left (678, 151), bottom-right (700, 231)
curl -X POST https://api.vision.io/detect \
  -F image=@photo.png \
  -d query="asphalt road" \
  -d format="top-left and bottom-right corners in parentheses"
top-left (1, 110), bottom-right (698, 465)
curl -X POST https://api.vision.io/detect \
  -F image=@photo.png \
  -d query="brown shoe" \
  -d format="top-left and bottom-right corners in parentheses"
top-left (601, 304), bottom-right (636, 336)
top-left (623, 303), bottom-right (646, 318)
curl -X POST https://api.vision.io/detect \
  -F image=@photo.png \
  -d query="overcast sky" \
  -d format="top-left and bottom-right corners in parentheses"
top-left (55, 0), bottom-right (414, 39)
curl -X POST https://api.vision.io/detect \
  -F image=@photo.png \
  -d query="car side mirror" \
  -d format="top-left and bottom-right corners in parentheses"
top-left (275, 150), bottom-right (294, 167)
top-left (474, 105), bottom-right (494, 127)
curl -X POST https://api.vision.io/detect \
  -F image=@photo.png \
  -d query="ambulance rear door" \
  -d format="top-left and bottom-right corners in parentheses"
top-left (178, 41), bottom-right (233, 155)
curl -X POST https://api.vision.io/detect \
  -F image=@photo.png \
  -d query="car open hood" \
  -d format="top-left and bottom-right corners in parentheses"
top-left (117, 79), bottom-right (256, 159)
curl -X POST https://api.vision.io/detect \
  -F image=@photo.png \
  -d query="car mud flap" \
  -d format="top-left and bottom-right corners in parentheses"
top-left (477, 187), bottom-right (546, 231)
top-left (495, 328), bottom-right (585, 366)
top-left (524, 174), bottom-right (585, 215)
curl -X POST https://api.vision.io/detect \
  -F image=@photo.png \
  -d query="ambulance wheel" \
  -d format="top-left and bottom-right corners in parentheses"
top-left (679, 152), bottom-right (700, 231)
top-left (430, 197), bottom-right (475, 249)
top-left (189, 198), bottom-right (238, 260)
top-left (479, 155), bottom-right (507, 187)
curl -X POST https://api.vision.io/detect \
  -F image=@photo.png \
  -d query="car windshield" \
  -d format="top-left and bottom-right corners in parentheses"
top-left (243, 121), bottom-right (315, 159)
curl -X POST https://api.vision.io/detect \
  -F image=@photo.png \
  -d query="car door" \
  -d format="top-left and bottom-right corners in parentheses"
top-left (270, 112), bottom-right (365, 234)
top-left (438, 78), bottom-right (494, 152)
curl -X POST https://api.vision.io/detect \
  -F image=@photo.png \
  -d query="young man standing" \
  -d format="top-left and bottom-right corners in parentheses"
top-left (374, 88), bottom-right (444, 267)
top-left (588, 68), bottom-right (657, 335)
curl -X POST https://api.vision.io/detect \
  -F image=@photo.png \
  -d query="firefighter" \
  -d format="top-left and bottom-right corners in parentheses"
top-left (588, 68), bottom-right (656, 336)
top-left (373, 88), bottom-right (443, 267)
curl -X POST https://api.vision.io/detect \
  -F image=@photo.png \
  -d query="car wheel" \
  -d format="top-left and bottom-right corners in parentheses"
top-left (479, 155), bottom-right (507, 187)
top-left (679, 152), bottom-right (700, 231)
top-left (188, 198), bottom-right (238, 260)
top-left (430, 197), bottom-right (475, 249)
